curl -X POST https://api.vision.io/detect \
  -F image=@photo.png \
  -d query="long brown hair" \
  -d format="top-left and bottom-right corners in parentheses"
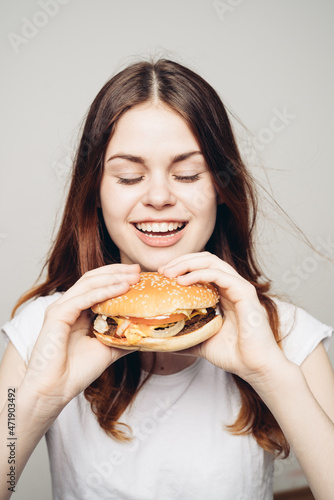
top-left (13, 58), bottom-right (289, 457)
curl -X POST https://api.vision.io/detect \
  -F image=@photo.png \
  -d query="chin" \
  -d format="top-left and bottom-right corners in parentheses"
top-left (120, 249), bottom-right (181, 272)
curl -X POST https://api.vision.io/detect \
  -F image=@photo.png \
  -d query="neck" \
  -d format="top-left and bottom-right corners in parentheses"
top-left (140, 352), bottom-right (197, 375)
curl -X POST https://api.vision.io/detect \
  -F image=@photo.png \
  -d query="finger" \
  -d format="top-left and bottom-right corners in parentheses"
top-left (70, 334), bottom-right (135, 389)
top-left (161, 253), bottom-right (239, 279)
top-left (79, 263), bottom-right (141, 280)
top-left (158, 252), bottom-right (211, 273)
top-left (175, 268), bottom-right (257, 304)
top-left (57, 271), bottom-right (140, 303)
top-left (77, 336), bottom-right (133, 369)
top-left (44, 281), bottom-right (133, 330)
top-left (69, 310), bottom-right (92, 331)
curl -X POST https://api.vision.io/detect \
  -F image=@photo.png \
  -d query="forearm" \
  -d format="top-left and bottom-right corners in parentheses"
top-left (252, 360), bottom-right (334, 500)
top-left (0, 384), bottom-right (62, 499)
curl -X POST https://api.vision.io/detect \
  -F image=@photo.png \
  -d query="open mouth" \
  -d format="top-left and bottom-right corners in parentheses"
top-left (133, 221), bottom-right (187, 237)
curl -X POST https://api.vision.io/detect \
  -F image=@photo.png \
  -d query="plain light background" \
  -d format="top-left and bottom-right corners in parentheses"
top-left (1, 0), bottom-right (333, 498)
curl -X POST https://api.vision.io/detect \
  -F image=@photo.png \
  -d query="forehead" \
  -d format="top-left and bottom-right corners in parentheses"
top-left (106, 102), bottom-right (200, 154)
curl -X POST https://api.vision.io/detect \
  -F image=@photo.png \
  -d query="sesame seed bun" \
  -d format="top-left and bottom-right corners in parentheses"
top-left (91, 272), bottom-right (223, 352)
top-left (92, 272), bottom-right (220, 318)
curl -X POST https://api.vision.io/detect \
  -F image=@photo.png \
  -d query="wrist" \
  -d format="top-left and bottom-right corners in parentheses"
top-left (244, 350), bottom-right (298, 399)
top-left (17, 381), bottom-right (65, 435)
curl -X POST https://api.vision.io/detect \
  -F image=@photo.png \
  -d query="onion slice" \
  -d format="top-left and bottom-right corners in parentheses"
top-left (148, 320), bottom-right (185, 338)
top-left (94, 315), bottom-right (109, 333)
top-left (116, 319), bottom-right (132, 337)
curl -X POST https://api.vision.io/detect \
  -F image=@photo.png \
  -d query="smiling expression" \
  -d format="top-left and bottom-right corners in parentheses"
top-left (99, 102), bottom-right (218, 271)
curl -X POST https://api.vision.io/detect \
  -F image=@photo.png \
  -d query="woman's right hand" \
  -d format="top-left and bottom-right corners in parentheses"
top-left (20, 263), bottom-right (141, 413)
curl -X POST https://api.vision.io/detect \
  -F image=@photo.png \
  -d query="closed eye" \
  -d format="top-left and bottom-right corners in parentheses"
top-left (173, 174), bottom-right (201, 182)
top-left (116, 176), bottom-right (145, 185)
top-left (116, 173), bottom-right (201, 184)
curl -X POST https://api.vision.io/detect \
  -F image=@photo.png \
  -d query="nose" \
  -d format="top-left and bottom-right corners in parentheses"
top-left (141, 175), bottom-right (176, 209)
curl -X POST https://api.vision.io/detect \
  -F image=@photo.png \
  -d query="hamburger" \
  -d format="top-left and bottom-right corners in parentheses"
top-left (91, 272), bottom-right (223, 352)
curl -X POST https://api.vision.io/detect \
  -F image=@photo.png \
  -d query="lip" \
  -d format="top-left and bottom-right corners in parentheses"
top-left (131, 220), bottom-right (188, 247)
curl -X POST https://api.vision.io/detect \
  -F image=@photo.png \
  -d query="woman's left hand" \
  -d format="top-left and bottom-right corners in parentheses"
top-left (159, 252), bottom-right (287, 385)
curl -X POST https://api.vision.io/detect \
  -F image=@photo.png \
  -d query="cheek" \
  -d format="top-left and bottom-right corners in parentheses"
top-left (100, 180), bottom-right (135, 218)
top-left (184, 182), bottom-right (217, 216)
top-left (99, 194), bottom-right (127, 245)
top-left (99, 183), bottom-right (125, 235)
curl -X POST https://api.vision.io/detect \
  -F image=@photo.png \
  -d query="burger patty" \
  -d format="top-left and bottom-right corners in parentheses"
top-left (99, 307), bottom-right (217, 338)
top-left (176, 307), bottom-right (216, 335)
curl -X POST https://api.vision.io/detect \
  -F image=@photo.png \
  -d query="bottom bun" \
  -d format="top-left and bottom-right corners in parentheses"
top-left (93, 314), bottom-right (223, 352)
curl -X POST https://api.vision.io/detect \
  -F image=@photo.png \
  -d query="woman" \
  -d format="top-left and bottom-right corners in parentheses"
top-left (1, 58), bottom-right (333, 500)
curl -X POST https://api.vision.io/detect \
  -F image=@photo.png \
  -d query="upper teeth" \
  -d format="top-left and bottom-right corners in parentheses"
top-left (135, 222), bottom-right (184, 233)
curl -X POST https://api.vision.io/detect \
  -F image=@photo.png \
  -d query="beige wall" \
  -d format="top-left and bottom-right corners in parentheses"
top-left (1, 0), bottom-right (333, 497)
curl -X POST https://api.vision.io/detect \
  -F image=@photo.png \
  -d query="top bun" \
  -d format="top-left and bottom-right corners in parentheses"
top-left (92, 272), bottom-right (219, 318)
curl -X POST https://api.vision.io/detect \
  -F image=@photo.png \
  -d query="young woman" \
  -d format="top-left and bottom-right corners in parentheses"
top-left (1, 59), bottom-right (333, 500)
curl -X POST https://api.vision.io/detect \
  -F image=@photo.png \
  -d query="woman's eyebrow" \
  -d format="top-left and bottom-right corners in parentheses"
top-left (106, 151), bottom-right (203, 164)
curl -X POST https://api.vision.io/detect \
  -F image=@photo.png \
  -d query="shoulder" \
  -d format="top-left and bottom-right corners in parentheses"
top-left (272, 297), bottom-right (333, 365)
top-left (1, 292), bottom-right (63, 363)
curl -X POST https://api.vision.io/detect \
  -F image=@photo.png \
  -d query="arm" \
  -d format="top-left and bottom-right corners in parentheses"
top-left (0, 263), bottom-right (140, 499)
top-left (160, 252), bottom-right (334, 500)
top-left (0, 343), bottom-right (60, 500)
top-left (250, 342), bottom-right (334, 500)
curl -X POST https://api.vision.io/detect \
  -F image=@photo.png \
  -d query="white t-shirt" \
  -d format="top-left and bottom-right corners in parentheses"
top-left (1, 295), bottom-right (333, 500)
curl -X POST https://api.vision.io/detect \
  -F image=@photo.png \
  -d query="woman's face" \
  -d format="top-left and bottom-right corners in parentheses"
top-left (100, 102), bottom-right (218, 271)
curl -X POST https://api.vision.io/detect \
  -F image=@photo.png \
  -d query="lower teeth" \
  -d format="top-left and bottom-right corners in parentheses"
top-left (145, 232), bottom-right (176, 237)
